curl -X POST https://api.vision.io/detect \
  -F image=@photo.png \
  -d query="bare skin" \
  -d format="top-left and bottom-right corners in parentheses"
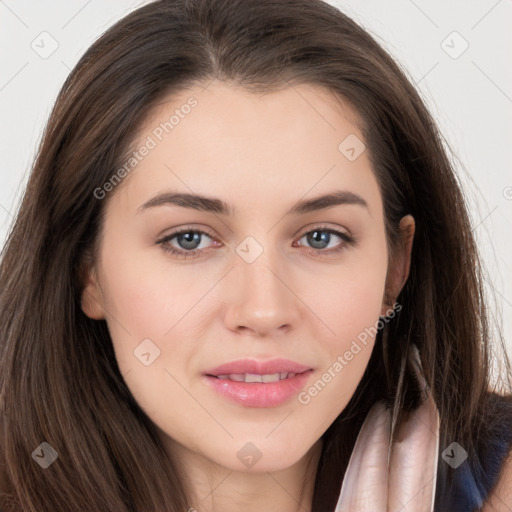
top-left (81, 80), bottom-right (414, 512)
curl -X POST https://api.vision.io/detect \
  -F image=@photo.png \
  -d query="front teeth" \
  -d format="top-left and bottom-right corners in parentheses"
top-left (216, 372), bottom-right (297, 382)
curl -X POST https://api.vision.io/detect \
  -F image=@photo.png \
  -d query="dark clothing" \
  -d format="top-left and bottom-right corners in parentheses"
top-left (434, 392), bottom-right (512, 511)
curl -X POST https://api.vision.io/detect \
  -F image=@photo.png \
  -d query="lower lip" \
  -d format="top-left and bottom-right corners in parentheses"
top-left (202, 371), bottom-right (313, 408)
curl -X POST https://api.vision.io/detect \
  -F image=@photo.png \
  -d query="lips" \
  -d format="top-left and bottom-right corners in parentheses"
top-left (201, 358), bottom-right (313, 407)
top-left (203, 358), bottom-right (312, 377)
top-left (202, 371), bottom-right (312, 407)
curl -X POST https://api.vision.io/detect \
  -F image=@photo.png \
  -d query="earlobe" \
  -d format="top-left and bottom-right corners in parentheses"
top-left (381, 215), bottom-right (415, 315)
top-left (399, 215), bottom-right (415, 286)
top-left (80, 264), bottom-right (106, 320)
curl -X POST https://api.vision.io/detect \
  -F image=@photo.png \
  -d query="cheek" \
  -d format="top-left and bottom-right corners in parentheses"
top-left (96, 233), bottom-right (192, 372)
top-left (309, 248), bottom-right (388, 346)
top-left (295, 270), bottom-right (386, 422)
top-left (99, 231), bottom-right (202, 332)
top-left (306, 243), bottom-right (387, 389)
top-left (334, 272), bottom-right (386, 338)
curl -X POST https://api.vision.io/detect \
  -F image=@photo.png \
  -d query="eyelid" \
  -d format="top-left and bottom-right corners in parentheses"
top-left (156, 224), bottom-right (217, 242)
top-left (296, 223), bottom-right (352, 240)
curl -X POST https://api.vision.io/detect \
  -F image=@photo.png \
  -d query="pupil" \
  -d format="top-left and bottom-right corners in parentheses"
top-left (178, 232), bottom-right (201, 250)
top-left (308, 230), bottom-right (329, 249)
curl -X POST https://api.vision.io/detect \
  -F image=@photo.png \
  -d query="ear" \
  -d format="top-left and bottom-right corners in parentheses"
top-left (381, 215), bottom-right (415, 315)
top-left (79, 258), bottom-right (106, 320)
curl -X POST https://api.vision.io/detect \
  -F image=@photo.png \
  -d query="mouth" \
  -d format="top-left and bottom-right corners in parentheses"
top-left (206, 371), bottom-right (308, 383)
top-left (202, 369), bottom-right (314, 408)
top-left (203, 357), bottom-right (312, 378)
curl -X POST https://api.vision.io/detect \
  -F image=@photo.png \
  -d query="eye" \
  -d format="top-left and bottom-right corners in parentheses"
top-left (156, 226), bottom-right (218, 260)
top-left (156, 225), bottom-right (354, 260)
top-left (294, 226), bottom-right (354, 255)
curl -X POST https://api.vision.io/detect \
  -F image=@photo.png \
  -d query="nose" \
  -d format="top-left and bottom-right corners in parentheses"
top-left (223, 245), bottom-right (302, 337)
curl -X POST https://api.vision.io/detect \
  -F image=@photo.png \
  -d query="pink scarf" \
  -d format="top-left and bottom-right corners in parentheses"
top-left (335, 345), bottom-right (440, 512)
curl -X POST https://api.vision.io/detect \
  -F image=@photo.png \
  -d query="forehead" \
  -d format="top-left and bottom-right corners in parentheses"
top-left (108, 80), bottom-right (381, 218)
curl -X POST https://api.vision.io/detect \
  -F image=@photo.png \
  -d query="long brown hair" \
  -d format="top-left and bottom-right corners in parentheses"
top-left (1, 1), bottom-right (511, 510)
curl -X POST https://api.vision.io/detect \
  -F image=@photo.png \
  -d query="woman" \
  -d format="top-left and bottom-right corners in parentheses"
top-left (1, 0), bottom-right (511, 511)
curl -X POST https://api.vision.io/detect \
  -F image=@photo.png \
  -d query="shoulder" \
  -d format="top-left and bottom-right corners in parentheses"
top-left (482, 447), bottom-right (512, 511)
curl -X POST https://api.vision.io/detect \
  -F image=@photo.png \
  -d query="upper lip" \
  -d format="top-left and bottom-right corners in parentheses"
top-left (203, 358), bottom-right (313, 377)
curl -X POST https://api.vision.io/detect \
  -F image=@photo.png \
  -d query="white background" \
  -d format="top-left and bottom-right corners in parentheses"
top-left (0, 1), bottom-right (511, 361)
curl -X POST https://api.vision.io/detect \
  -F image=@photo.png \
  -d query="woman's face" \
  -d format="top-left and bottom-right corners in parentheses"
top-left (81, 80), bottom-right (412, 473)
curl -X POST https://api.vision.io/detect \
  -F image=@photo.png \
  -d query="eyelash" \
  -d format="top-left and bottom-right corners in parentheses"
top-left (156, 224), bottom-right (354, 260)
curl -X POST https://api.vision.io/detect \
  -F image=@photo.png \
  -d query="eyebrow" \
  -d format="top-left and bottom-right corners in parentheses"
top-left (137, 190), bottom-right (369, 216)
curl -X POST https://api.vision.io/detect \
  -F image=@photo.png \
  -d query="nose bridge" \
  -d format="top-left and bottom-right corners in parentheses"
top-left (225, 233), bottom-right (300, 334)
top-left (238, 235), bottom-right (288, 303)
